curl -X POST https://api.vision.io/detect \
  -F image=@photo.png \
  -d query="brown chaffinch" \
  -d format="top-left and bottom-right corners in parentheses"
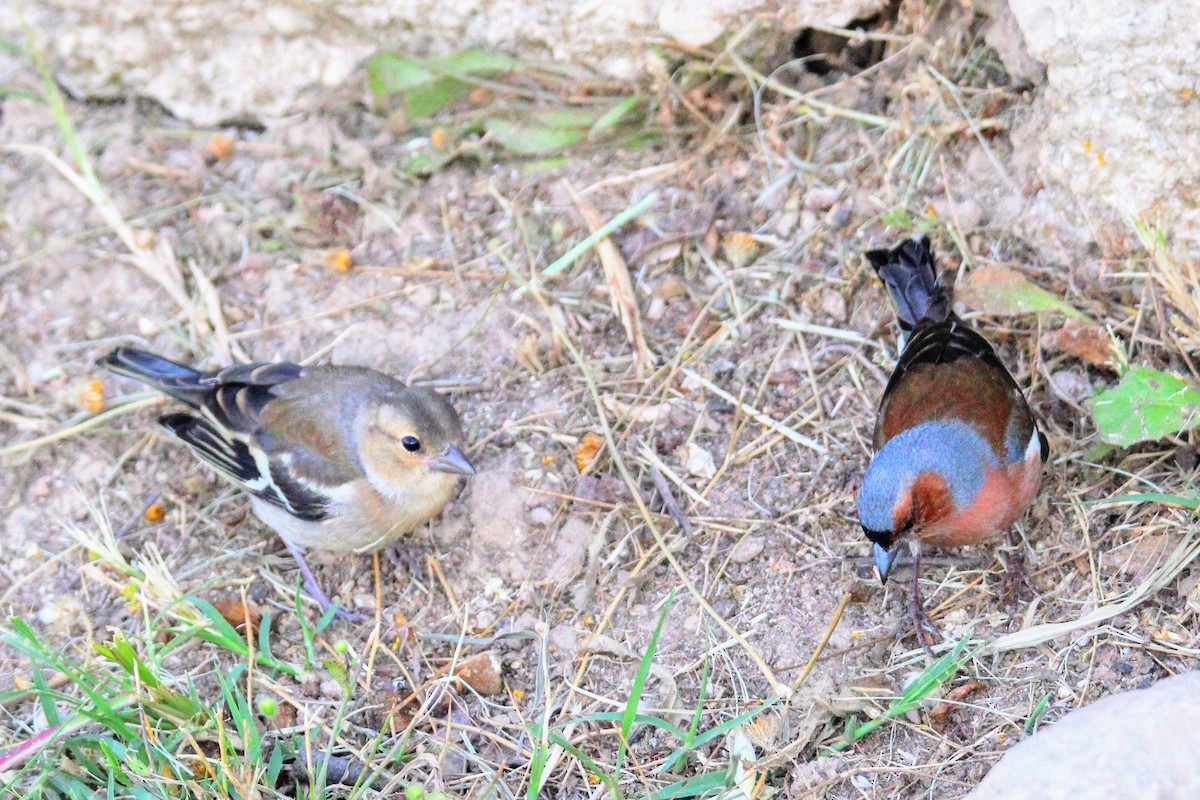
top-left (101, 347), bottom-right (474, 617)
top-left (857, 237), bottom-right (1049, 650)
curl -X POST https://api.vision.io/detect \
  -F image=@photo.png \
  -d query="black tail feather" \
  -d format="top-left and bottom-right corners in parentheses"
top-left (865, 236), bottom-right (951, 332)
top-left (99, 347), bottom-right (206, 406)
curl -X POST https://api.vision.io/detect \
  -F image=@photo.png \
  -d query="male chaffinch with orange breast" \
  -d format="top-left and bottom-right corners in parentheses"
top-left (101, 347), bottom-right (475, 619)
top-left (857, 237), bottom-right (1049, 650)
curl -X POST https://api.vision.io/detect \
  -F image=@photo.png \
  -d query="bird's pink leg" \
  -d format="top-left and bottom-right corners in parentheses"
top-left (999, 527), bottom-right (1038, 628)
top-left (907, 548), bottom-right (941, 655)
top-left (282, 539), bottom-right (367, 622)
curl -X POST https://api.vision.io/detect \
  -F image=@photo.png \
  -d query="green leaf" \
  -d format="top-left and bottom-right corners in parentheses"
top-left (659, 699), bottom-right (778, 776)
top-left (958, 265), bottom-right (1091, 322)
top-left (0, 87), bottom-right (45, 103)
top-left (881, 207), bottom-right (914, 229)
top-left (189, 598), bottom-right (249, 653)
top-left (403, 147), bottom-right (456, 177)
top-left (366, 48), bottom-right (515, 114)
top-left (431, 48), bottom-right (517, 76)
top-left (367, 53), bottom-right (437, 97)
top-left (94, 631), bottom-right (162, 690)
top-left (484, 118), bottom-right (586, 155)
top-left (1088, 367), bottom-right (1200, 446)
top-left (405, 77), bottom-right (470, 119)
top-left (553, 711), bottom-right (688, 742)
top-left (545, 729), bottom-right (620, 793)
top-left (689, 698), bottom-right (778, 748)
top-left (530, 108), bottom-right (601, 129)
top-left (829, 635), bottom-right (975, 752)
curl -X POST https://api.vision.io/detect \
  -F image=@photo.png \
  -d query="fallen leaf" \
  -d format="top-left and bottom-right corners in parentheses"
top-left (564, 181), bottom-right (655, 375)
top-left (1042, 321), bottom-right (1118, 367)
top-left (1087, 367), bottom-right (1200, 446)
top-left (1115, 532), bottom-right (1183, 583)
top-left (601, 396), bottom-right (670, 424)
top-left (680, 442), bottom-right (717, 480)
top-left (453, 651), bottom-right (503, 696)
top-left (575, 433), bottom-right (604, 473)
top-left (930, 680), bottom-right (987, 731)
top-left (209, 596), bottom-right (261, 635)
top-left (959, 265), bottom-right (1090, 321)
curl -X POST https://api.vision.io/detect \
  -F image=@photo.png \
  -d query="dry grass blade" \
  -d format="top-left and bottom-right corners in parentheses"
top-left (188, 260), bottom-right (246, 365)
top-left (565, 338), bottom-right (792, 698)
top-left (0, 395), bottom-right (161, 459)
top-left (773, 318), bottom-right (881, 349)
top-left (1138, 219), bottom-right (1200, 352)
top-left (563, 180), bottom-right (656, 375)
top-left (680, 367), bottom-right (827, 454)
top-left (646, 462), bottom-right (696, 535)
top-left (986, 534), bottom-right (1200, 653)
top-left (3, 144), bottom-right (193, 320)
top-left (3, 50), bottom-right (226, 358)
top-left (639, 444), bottom-right (709, 510)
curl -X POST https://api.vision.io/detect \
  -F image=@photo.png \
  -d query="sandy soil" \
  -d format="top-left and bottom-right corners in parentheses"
top-left (2, 7), bottom-right (1197, 798)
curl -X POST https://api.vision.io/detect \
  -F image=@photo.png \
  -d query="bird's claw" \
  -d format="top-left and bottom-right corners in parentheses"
top-left (284, 539), bottom-right (368, 624)
top-left (905, 598), bottom-right (942, 657)
top-left (330, 603), bottom-right (370, 623)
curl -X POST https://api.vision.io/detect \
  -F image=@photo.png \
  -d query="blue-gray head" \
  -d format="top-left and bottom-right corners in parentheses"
top-left (858, 420), bottom-right (998, 583)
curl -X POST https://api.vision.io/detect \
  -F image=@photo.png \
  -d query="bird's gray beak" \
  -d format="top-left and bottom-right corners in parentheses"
top-left (874, 542), bottom-right (903, 585)
top-left (428, 444), bottom-right (475, 476)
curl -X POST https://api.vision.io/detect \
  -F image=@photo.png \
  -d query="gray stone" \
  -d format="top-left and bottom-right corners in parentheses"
top-left (1007, 0), bottom-right (1200, 245)
top-left (730, 534), bottom-right (765, 564)
top-left (4, 0), bottom-right (884, 125)
top-left (969, 672), bottom-right (1200, 800)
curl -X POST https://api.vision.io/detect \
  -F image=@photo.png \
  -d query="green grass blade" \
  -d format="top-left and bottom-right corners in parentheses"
top-left (1082, 492), bottom-right (1200, 511)
top-left (590, 95), bottom-right (642, 139)
top-left (688, 698), bottom-right (778, 748)
top-left (546, 730), bottom-right (620, 795)
top-left (644, 768), bottom-right (732, 799)
top-left (1025, 692), bottom-right (1052, 733)
top-left (554, 711), bottom-right (688, 742)
top-left (618, 589), bottom-right (677, 775)
top-left (830, 635), bottom-right (975, 751)
top-left (542, 192), bottom-right (657, 276)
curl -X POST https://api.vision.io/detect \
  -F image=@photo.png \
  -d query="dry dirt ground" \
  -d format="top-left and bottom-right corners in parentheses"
top-left (2, 6), bottom-right (1198, 799)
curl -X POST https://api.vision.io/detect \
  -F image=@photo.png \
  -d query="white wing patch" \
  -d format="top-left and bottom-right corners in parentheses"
top-left (1024, 428), bottom-right (1042, 461)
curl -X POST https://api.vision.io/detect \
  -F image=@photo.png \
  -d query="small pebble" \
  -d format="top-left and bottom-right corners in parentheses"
top-left (730, 535), bottom-right (765, 564)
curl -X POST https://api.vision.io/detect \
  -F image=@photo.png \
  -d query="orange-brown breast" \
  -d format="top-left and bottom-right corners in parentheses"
top-left (909, 471), bottom-right (955, 531)
top-left (917, 455), bottom-right (1044, 548)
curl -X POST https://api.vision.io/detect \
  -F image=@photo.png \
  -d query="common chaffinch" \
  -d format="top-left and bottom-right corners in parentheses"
top-left (101, 347), bottom-right (475, 618)
top-left (857, 237), bottom-right (1049, 650)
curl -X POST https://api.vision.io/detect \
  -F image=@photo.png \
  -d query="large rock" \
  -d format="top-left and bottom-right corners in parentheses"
top-left (1008, 0), bottom-right (1200, 244)
top-left (969, 671), bottom-right (1200, 799)
top-left (2, 0), bottom-right (883, 125)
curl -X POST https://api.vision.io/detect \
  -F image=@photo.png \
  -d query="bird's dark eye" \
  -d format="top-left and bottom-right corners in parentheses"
top-left (401, 436), bottom-right (421, 452)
